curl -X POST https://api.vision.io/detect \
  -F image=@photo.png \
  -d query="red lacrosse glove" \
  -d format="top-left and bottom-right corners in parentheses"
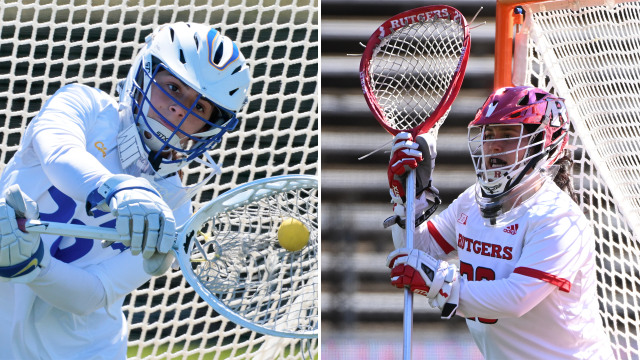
top-left (386, 248), bottom-right (460, 319)
top-left (388, 133), bottom-right (423, 203)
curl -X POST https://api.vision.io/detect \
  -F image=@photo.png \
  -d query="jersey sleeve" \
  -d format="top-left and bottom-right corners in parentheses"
top-left (26, 252), bottom-right (150, 318)
top-left (512, 205), bottom-right (591, 292)
top-left (28, 84), bottom-right (118, 202)
top-left (457, 273), bottom-right (557, 318)
top-left (408, 188), bottom-right (473, 261)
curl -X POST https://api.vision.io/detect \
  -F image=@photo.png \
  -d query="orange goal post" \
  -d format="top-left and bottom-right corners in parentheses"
top-left (494, 1), bottom-right (640, 359)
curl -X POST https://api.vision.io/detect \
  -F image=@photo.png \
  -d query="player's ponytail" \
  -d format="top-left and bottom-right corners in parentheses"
top-left (553, 149), bottom-right (580, 204)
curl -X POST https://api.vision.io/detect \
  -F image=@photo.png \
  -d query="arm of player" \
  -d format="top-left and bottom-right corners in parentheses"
top-left (28, 85), bottom-right (177, 269)
top-left (387, 132), bottom-right (461, 261)
top-left (391, 188), bottom-right (473, 262)
top-left (26, 251), bottom-right (150, 317)
top-left (28, 84), bottom-right (118, 203)
top-left (386, 132), bottom-right (440, 225)
top-left (391, 204), bottom-right (459, 262)
top-left (0, 186), bottom-right (144, 316)
top-left (456, 274), bottom-right (557, 318)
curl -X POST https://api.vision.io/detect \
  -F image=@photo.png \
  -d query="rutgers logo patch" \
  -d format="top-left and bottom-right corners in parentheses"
top-left (503, 224), bottom-right (519, 235)
top-left (457, 213), bottom-right (468, 225)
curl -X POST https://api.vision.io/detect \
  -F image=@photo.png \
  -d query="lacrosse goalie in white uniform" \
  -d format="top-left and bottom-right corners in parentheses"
top-left (385, 86), bottom-right (614, 359)
top-left (0, 22), bottom-right (250, 359)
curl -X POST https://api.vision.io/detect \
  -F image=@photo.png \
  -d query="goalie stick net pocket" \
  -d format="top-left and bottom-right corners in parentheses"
top-left (496, 1), bottom-right (640, 358)
top-left (177, 175), bottom-right (318, 339)
top-left (359, 5), bottom-right (470, 138)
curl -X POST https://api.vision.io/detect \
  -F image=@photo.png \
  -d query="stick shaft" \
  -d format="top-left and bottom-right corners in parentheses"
top-left (19, 219), bottom-right (122, 242)
top-left (403, 169), bottom-right (416, 360)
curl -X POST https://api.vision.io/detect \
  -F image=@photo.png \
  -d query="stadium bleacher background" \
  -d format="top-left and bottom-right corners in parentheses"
top-left (321, 1), bottom-right (497, 358)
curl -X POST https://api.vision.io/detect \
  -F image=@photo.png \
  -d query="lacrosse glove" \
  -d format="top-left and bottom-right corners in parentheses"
top-left (0, 185), bottom-right (50, 283)
top-left (86, 174), bottom-right (176, 276)
top-left (385, 132), bottom-right (441, 230)
top-left (386, 248), bottom-right (460, 319)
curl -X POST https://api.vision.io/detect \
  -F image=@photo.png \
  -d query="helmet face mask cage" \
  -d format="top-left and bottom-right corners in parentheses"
top-left (467, 86), bottom-right (571, 224)
top-left (130, 61), bottom-right (238, 166)
top-left (468, 123), bottom-right (547, 197)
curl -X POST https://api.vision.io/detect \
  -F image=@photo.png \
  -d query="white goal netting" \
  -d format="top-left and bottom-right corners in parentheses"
top-left (516, 0), bottom-right (640, 358)
top-left (0, 0), bottom-right (318, 359)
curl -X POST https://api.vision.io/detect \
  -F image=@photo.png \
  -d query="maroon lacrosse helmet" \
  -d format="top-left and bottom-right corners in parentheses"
top-left (470, 86), bottom-right (570, 164)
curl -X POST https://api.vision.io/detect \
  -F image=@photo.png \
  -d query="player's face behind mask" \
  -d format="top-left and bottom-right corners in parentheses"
top-left (471, 124), bottom-right (543, 186)
top-left (135, 68), bottom-right (230, 154)
top-left (119, 22), bottom-right (250, 179)
top-left (469, 123), bottom-right (556, 226)
top-left (132, 62), bottom-right (237, 172)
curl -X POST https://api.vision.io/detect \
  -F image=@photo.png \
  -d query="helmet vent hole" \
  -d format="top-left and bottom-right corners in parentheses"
top-left (214, 44), bottom-right (224, 65)
top-left (194, 34), bottom-right (199, 51)
top-left (510, 111), bottom-right (521, 118)
top-left (229, 88), bottom-right (239, 96)
top-left (517, 96), bottom-right (529, 106)
top-left (179, 49), bottom-right (186, 64)
top-left (535, 92), bottom-right (546, 101)
top-left (232, 66), bottom-right (241, 75)
top-left (169, 28), bottom-right (175, 42)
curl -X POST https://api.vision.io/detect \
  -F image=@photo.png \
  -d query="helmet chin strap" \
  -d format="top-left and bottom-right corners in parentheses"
top-left (136, 69), bottom-right (185, 154)
top-left (485, 151), bottom-right (547, 198)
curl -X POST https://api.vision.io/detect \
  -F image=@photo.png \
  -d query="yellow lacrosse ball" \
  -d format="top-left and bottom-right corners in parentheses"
top-left (278, 218), bottom-right (310, 252)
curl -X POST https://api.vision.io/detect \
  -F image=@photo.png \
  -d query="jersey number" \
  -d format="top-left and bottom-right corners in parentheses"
top-left (460, 261), bottom-right (498, 324)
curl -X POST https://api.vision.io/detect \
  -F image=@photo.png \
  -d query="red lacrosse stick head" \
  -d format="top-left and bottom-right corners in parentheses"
top-left (360, 5), bottom-right (470, 137)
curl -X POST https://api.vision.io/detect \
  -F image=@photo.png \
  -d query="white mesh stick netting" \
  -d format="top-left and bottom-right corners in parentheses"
top-left (0, 0), bottom-right (318, 359)
top-left (368, 18), bottom-right (464, 133)
top-left (188, 178), bottom-right (318, 336)
top-left (518, 1), bottom-right (640, 358)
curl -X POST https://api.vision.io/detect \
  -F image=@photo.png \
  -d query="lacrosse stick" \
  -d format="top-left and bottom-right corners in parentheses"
top-left (359, 6), bottom-right (470, 359)
top-left (19, 175), bottom-right (318, 339)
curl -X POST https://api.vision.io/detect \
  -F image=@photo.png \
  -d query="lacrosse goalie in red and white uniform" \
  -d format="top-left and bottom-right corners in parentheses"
top-left (386, 86), bottom-right (614, 359)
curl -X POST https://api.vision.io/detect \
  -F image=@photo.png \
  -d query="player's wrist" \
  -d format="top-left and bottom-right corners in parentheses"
top-left (86, 174), bottom-right (161, 216)
top-left (384, 190), bottom-right (441, 230)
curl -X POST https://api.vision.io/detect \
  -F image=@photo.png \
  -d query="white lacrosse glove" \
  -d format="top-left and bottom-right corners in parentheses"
top-left (86, 174), bottom-right (176, 275)
top-left (385, 132), bottom-right (440, 230)
top-left (386, 248), bottom-right (460, 319)
top-left (0, 185), bottom-right (50, 283)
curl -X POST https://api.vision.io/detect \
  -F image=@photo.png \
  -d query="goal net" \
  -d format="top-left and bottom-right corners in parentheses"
top-left (0, 0), bottom-right (318, 359)
top-left (496, 0), bottom-right (640, 358)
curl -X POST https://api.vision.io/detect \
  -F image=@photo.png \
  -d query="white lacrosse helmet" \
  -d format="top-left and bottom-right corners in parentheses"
top-left (467, 86), bottom-right (570, 223)
top-left (119, 22), bottom-right (251, 177)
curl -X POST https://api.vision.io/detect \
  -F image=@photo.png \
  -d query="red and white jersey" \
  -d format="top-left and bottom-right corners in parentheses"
top-left (414, 181), bottom-right (614, 360)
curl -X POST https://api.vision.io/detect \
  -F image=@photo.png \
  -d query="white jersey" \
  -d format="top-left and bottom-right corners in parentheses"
top-left (0, 84), bottom-right (191, 360)
top-left (413, 181), bottom-right (614, 360)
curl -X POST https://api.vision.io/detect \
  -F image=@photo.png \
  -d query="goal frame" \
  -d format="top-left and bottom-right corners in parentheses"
top-left (495, 0), bottom-right (631, 88)
top-left (494, 1), bottom-right (640, 358)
